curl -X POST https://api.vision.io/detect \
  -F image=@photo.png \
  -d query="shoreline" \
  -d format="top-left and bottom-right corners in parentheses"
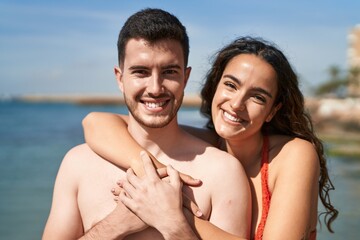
top-left (10, 93), bottom-right (202, 107)
top-left (5, 94), bottom-right (360, 157)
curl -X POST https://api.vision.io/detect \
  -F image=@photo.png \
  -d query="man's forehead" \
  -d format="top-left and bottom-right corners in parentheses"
top-left (125, 38), bottom-right (182, 51)
top-left (123, 38), bottom-right (185, 67)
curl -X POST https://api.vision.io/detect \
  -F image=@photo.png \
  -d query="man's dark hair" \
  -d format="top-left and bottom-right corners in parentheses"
top-left (117, 8), bottom-right (189, 67)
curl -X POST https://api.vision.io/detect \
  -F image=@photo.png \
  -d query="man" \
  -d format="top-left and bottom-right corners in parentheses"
top-left (43, 8), bottom-right (250, 239)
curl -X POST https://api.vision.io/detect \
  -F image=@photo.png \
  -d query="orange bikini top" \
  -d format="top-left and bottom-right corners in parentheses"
top-left (253, 134), bottom-right (270, 240)
top-left (253, 135), bottom-right (316, 240)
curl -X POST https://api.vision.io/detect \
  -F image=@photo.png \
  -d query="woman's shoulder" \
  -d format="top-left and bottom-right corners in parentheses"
top-left (269, 135), bottom-right (319, 169)
top-left (269, 135), bottom-right (316, 153)
top-left (268, 135), bottom-right (320, 190)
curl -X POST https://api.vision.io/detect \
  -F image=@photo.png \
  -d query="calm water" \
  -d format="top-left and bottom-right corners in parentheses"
top-left (0, 101), bottom-right (359, 239)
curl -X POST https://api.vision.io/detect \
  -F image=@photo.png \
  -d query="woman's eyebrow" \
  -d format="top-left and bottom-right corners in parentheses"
top-left (223, 74), bottom-right (273, 98)
top-left (252, 87), bottom-right (273, 98)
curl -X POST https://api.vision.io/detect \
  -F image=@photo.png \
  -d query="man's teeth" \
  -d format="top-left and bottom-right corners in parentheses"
top-left (224, 111), bottom-right (241, 122)
top-left (145, 101), bottom-right (166, 108)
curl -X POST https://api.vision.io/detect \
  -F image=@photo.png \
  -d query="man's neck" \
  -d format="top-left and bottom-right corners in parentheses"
top-left (127, 116), bottom-right (182, 158)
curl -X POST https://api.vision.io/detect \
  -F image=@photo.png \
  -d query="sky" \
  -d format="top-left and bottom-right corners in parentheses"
top-left (0, 0), bottom-right (359, 97)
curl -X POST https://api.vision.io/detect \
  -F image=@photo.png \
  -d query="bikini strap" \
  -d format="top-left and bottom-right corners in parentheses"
top-left (254, 134), bottom-right (271, 240)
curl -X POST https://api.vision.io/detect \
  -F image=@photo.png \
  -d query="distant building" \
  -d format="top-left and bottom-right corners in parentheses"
top-left (347, 25), bottom-right (360, 96)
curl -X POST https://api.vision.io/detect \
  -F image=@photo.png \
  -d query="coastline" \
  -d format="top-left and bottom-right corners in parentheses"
top-left (11, 93), bottom-right (202, 107)
top-left (5, 94), bottom-right (360, 157)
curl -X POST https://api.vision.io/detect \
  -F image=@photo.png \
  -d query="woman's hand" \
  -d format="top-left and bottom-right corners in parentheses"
top-left (117, 152), bottom-right (202, 237)
top-left (158, 168), bottom-right (203, 187)
top-left (112, 152), bottom-right (203, 218)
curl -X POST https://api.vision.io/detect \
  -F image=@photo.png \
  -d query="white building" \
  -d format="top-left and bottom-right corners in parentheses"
top-left (347, 25), bottom-right (360, 96)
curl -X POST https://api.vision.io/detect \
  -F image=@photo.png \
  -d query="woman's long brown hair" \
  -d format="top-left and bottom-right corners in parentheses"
top-left (200, 36), bottom-right (338, 232)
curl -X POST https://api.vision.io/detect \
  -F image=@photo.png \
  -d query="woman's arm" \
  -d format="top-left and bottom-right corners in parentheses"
top-left (82, 112), bottom-right (164, 176)
top-left (120, 152), bottom-right (246, 240)
top-left (187, 214), bottom-right (244, 240)
top-left (83, 112), bottom-right (202, 190)
top-left (263, 138), bottom-right (319, 239)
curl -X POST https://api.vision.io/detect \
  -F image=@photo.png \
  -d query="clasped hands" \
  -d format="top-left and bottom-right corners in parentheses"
top-left (111, 151), bottom-right (203, 233)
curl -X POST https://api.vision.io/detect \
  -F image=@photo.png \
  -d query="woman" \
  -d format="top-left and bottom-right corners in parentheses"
top-left (83, 37), bottom-right (338, 239)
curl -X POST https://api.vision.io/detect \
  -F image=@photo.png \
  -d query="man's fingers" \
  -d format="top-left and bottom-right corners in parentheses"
top-left (167, 165), bottom-right (181, 188)
top-left (119, 190), bottom-right (136, 210)
top-left (122, 174), bottom-right (138, 199)
top-left (156, 167), bottom-right (168, 178)
top-left (140, 151), bottom-right (160, 180)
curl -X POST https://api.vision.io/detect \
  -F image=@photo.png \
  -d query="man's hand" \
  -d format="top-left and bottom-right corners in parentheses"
top-left (117, 152), bottom-right (199, 240)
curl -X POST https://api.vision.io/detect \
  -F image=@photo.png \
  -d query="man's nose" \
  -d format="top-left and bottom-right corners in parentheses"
top-left (148, 74), bottom-right (163, 96)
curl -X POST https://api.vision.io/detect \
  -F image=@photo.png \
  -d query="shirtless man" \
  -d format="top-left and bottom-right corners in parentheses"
top-left (42, 8), bottom-right (250, 239)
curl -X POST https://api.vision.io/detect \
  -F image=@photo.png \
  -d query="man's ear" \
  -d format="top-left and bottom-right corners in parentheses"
top-left (266, 102), bottom-right (282, 122)
top-left (184, 66), bottom-right (192, 87)
top-left (114, 66), bottom-right (124, 93)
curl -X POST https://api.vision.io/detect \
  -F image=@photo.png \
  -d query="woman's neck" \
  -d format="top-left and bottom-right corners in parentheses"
top-left (224, 132), bottom-right (264, 171)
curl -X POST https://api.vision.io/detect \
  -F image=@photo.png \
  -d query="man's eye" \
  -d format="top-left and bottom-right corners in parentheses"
top-left (163, 69), bottom-right (177, 75)
top-left (133, 70), bottom-right (148, 76)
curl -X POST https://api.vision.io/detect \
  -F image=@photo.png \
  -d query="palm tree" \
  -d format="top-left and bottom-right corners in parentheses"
top-left (348, 66), bottom-right (360, 97)
top-left (329, 65), bottom-right (341, 82)
top-left (315, 65), bottom-right (347, 96)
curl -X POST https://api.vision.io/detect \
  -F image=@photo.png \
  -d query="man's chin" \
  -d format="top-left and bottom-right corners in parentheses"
top-left (136, 116), bottom-right (172, 128)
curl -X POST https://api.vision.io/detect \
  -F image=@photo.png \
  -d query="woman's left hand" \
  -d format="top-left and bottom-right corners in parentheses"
top-left (118, 152), bottom-right (199, 231)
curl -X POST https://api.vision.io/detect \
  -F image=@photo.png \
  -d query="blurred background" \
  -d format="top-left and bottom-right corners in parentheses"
top-left (1, 0), bottom-right (359, 239)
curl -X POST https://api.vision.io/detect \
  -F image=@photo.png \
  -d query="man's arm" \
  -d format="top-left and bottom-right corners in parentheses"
top-left (43, 146), bottom-right (147, 240)
top-left (80, 203), bottom-right (147, 240)
top-left (42, 147), bottom-right (85, 240)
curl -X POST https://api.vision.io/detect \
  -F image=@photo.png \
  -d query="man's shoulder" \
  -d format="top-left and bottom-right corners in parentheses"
top-left (203, 145), bottom-right (237, 160)
top-left (66, 143), bottom-right (93, 153)
top-left (201, 146), bottom-right (243, 172)
top-left (64, 143), bottom-right (93, 158)
top-left (62, 143), bottom-right (102, 167)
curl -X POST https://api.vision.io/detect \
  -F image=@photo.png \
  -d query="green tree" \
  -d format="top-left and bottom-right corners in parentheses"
top-left (315, 65), bottom-right (348, 95)
top-left (348, 66), bottom-right (360, 86)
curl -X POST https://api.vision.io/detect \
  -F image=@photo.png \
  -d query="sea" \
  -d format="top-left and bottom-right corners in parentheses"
top-left (0, 101), bottom-right (359, 239)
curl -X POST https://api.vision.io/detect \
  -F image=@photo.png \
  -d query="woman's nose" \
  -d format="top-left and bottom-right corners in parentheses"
top-left (230, 93), bottom-right (246, 111)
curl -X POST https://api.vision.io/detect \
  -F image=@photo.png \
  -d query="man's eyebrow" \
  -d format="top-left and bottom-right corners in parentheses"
top-left (128, 65), bottom-right (148, 70)
top-left (162, 64), bottom-right (182, 70)
top-left (223, 74), bottom-right (273, 98)
top-left (128, 64), bottom-right (182, 70)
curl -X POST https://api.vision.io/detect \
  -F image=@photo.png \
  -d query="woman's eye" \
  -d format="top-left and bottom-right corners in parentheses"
top-left (253, 95), bottom-right (266, 103)
top-left (224, 81), bottom-right (236, 89)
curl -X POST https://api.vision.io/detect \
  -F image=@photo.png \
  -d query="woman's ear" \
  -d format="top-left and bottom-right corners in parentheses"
top-left (266, 103), bottom-right (282, 122)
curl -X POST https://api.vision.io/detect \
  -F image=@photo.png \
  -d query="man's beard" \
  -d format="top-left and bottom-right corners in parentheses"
top-left (123, 92), bottom-right (184, 128)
